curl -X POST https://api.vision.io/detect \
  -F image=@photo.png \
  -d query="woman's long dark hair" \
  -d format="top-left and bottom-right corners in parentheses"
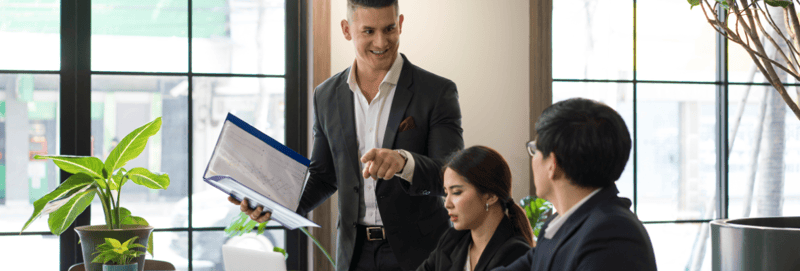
top-left (444, 146), bottom-right (534, 247)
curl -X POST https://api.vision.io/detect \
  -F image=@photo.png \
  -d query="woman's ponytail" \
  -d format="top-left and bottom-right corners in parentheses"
top-left (505, 200), bottom-right (535, 247)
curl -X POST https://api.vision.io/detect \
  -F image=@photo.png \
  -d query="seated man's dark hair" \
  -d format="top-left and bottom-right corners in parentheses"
top-left (534, 98), bottom-right (631, 188)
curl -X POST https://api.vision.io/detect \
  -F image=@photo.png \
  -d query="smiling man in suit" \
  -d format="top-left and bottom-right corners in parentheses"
top-left (230, 0), bottom-right (463, 270)
top-left (493, 98), bottom-right (657, 271)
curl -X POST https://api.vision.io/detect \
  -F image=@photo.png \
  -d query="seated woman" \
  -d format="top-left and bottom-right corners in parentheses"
top-left (417, 146), bottom-right (533, 271)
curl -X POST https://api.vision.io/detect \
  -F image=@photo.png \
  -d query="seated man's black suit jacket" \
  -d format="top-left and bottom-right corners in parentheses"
top-left (493, 185), bottom-right (658, 271)
top-left (416, 216), bottom-right (531, 271)
top-left (296, 54), bottom-right (464, 271)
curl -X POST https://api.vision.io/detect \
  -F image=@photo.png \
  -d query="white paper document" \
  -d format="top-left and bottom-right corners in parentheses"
top-left (203, 113), bottom-right (319, 230)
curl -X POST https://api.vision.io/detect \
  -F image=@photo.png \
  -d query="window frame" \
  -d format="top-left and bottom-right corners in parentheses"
top-left (0, 0), bottom-right (308, 270)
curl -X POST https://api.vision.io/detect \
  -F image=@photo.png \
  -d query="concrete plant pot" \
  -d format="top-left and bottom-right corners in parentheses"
top-left (710, 217), bottom-right (800, 271)
top-left (75, 224), bottom-right (154, 271)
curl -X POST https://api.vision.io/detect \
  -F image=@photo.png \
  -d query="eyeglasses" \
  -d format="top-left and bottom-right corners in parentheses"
top-left (526, 140), bottom-right (536, 157)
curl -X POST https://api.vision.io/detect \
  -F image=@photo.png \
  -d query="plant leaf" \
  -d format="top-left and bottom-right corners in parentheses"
top-left (34, 155), bottom-right (105, 179)
top-left (47, 190), bottom-right (96, 235)
top-left (104, 117), bottom-right (162, 173)
top-left (21, 173), bottom-right (94, 233)
top-left (765, 0), bottom-right (792, 7)
top-left (126, 167), bottom-right (169, 190)
top-left (688, 0), bottom-right (701, 9)
top-left (273, 247), bottom-right (288, 260)
top-left (120, 216), bottom-right (153, 256)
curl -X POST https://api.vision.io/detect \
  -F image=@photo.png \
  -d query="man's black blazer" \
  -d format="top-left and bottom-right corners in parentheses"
top-left (493, 185), bottom-right (657, 271)
top-left (416, 216), bottom-right (531, 271)
top-left (297, 54), bottom-right (464, 271)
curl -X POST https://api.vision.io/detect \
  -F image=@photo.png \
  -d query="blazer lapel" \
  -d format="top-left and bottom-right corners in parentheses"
top-left (541, 185), bottom-right (621, 271)
top-left (448, 232), bottom-right (471, 271)
top-left (474, 217), bottom-right (515, 271)
top-left (335, 72), bottom-right (361, 179)
top-left (381, 54), bottom-right (414, 149)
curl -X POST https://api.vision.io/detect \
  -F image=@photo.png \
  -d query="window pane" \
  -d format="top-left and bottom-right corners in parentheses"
top-left (191, 77), bottom-right (285, 226)
top-left (636, 84), bottom-right (717, 221)
top-left (552, 82), bottom-right (635, 203)
top-left (0, 235), bottom-right (59, 269)
top-left (637, 0), bottom-right (716, 82)
top-left (553, 0), bottom-right (632, 80)
top-left (192, 0), bottom-right (286, 75)
top-left (0, 74), bottom-right (60, 233)
top-left (645, 223), bottom-right (711, 271)
top-left (0, 0), bottom-right (60, 71)
top-left (90, 75), bottom-right (189, 228)
top-left (92, 0), bottom-right (189, 72)
top-left (728, 85), bottom-right (800, 218)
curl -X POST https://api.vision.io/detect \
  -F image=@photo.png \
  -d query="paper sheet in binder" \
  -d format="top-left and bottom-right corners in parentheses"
top-left (203, 113), bottom-right (319, 230)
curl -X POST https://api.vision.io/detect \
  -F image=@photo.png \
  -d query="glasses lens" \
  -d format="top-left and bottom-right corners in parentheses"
top-left (527, 141), bottom-right (536, 156)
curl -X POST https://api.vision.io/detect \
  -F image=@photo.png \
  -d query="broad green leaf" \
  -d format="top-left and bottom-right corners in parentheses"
top-left (765, 0), bottom-right (792, 7)
top-left (47, 190), bottom-right (96, 235)
top-left (21, 173), bottom-right (94, 233)
top-left (34, 155), bottom-right (104, 179)
top-left (105, 117), bottom-right (162, 173)
top-left (127, 167), bottom-right (169, 190)
top-left (107, 238), bottom-right (123, 249)
top-left (688, 0), bottom-right (700, 9)
top-left (108, 168), bottom-right (127, 190)
top-left (120, 216), bottom-right (153, 256)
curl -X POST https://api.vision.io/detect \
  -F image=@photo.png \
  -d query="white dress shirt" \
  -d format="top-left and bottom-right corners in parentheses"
top-left (543, 188), bottom-right (602, 239)
top-left (347, 54), bottom-right (416, 226)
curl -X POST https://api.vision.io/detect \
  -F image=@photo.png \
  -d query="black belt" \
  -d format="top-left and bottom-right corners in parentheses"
top-left (357, 224), bottom-right (386, 241)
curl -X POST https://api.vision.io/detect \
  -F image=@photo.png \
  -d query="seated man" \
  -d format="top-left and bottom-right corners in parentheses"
top-left (494, 98), bottom-right (657, 271)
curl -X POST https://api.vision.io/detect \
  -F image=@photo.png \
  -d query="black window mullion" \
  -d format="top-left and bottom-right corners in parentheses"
top-left (284, 0), bottom-right (308, 269)
top-left (187, 0), bottom-right (194, 269)
top-left (60, 0), bottom-right (92, 270)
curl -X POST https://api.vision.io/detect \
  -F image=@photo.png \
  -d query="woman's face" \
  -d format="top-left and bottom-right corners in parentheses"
top-left (443, 168), bottom-right (488, 231)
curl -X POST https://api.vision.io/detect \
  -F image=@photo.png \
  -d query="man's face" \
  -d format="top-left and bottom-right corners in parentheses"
top-left (342, 6), bottom-right (403, 72)
top-left (531, 145), bottom-right (553, 201)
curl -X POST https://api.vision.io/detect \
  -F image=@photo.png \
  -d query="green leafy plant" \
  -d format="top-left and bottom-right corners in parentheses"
top-left (92, 236), bottom-right (147, 266)
top-left (19, 117), bottom-right (169, 255)
top-left (520, 196), bottom-right (554, 240)
top-left (225, 212), bottom-right (335, 267)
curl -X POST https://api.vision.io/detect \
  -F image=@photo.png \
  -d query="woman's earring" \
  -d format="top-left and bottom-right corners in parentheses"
top-left (485, 203), bottom-right (489, 211)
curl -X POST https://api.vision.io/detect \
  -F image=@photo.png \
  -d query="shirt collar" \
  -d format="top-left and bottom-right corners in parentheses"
top-left (543, 187), bottom-right (603, 239)
top-left (346, 53), bottom-right (404, 93)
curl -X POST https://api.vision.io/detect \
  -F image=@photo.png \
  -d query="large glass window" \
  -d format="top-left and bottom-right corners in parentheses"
top-left (0, 0), bottom-right (304, 270)
top-left (552, 1), bottom-right (800, 270)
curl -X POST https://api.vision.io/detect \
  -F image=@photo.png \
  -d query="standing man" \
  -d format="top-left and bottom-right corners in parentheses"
top-left (494, 98), bottom-right (656, 271)
top-left (231, 0), bottom-right (463, 270)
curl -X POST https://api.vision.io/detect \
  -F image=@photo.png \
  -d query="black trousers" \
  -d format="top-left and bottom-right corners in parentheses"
top-left (349, 225), bottom-right (403, 271)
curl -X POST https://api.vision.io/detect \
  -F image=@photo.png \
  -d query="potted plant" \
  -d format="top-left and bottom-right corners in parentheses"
top-left (92, 236), bottom-right (147, 271)
top-left (520, 196), bottom-right (554, 243)
top-left (19, 117), bottom-right (169, 271)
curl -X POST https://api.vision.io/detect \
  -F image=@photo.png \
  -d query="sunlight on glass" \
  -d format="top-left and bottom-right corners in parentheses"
top-left (637, 0), bottom-right (716, 81)
top-left (553, 0), bottom-right (632, 80)
top-left (636, 84), bottom-right (717, 222)
top-left (645, 223), bottom-right (711, 271)
top-left (192, 0), bottom-right (286, 75)
top-left (0, 0), bottom-right (60, 71)
top-left (0, 74), bottom-right (60, 233)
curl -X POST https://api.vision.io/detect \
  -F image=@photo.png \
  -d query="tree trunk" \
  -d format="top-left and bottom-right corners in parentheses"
top-left (756, 89), bottom-right (786, 217)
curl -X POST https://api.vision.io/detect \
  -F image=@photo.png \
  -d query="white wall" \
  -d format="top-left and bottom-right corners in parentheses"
top-left (329, 0), bottom-right (531, 201)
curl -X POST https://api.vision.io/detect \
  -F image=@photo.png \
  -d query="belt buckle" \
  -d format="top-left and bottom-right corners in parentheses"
top-left (366, 226), bottom-right (384, 241)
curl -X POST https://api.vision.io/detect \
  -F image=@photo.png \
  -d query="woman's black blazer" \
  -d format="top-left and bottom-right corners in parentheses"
top-left (416, 216), bottom-right (532, 271)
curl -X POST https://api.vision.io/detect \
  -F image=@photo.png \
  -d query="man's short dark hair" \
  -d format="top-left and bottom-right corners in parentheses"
top-left (347, 0), bottom-right (399, 22)
top-left (535, 98), bottom-right (631, 188)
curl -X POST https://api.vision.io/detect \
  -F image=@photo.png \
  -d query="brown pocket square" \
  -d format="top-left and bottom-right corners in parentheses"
top-left (398, 116), bottom-right (416, 132)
